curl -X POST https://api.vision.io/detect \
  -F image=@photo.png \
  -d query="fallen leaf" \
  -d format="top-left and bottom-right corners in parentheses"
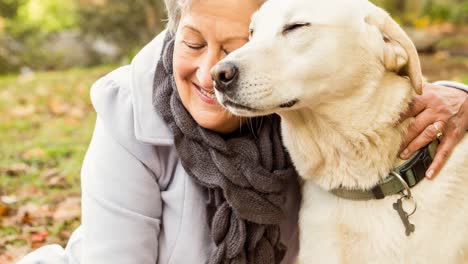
top-left (0, 202), bottom-right (10, 217)
top-left (0, 163), bottom-right (30, 176)
top-left (53, 196), bottom-right (81, 222)
top-left (20, 211), bottom-right (33, 225)
top-left (30, 230), bottom-right (49, 249)
top-left (1, 195), bottom-right (19, 204)
top-left (48, 97), bottom-right (70, 116)
top-left (40, 168), bottom-right (61, 179)
top-left (30, 230), bottom-right (49, 243)
top-left (68, 106), bottom-right (85, 119)
top-left (40, 168), bottom-right (67, 188)
top-left (21, 148), bottom-right (46, 161)
top-left (47, 175), bottom-right (67, 188)
top-left (9, 105), bottom-right (36, 118)
top-left (17, 203), bottom-right (51, 225)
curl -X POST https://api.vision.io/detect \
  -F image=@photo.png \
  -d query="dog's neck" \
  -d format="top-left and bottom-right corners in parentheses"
top-left (279, 73), bottom-right (415, 190)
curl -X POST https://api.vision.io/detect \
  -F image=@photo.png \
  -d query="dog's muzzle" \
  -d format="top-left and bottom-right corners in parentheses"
top-left (211, 62), bottom-right (239, 94)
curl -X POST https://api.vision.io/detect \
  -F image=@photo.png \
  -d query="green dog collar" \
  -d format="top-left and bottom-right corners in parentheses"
top-left (330, 141), bottom-right (438, 201)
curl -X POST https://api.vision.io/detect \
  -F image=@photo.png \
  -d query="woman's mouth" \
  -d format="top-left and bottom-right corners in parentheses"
top-left (193, 83), bottom-right (217, 104)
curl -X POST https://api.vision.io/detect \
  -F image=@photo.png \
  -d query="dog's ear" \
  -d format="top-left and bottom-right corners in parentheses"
top-left (365, 9), bottom-right (423, 94)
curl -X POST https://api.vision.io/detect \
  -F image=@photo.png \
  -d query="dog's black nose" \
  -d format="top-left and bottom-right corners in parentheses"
top-left (211, 62), bottom-right (239, 92)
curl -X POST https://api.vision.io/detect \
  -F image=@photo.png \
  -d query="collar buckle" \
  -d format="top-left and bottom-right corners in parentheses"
top-left (391, 170), bottom-right (417, 216)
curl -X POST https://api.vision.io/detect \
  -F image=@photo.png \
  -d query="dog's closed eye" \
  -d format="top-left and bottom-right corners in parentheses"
top-left (282, 22), bottom-right (311, 35)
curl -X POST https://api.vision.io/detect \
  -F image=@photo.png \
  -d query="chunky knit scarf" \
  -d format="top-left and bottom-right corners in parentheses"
top-left (153, 33), bottom-right (296, 264)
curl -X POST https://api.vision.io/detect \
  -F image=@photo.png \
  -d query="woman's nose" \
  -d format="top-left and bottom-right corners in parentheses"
top-left (197, 51), bottom-right (219, 89)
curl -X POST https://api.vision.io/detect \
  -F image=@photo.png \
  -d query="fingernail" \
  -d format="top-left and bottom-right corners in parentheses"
top-left (426, 169), bottom-right (434, 179)
top-left (400, 149), bottom-right (409, 159)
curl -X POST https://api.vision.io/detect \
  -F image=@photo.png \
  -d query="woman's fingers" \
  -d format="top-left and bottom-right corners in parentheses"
top-left (400, 108), bottom-right (437, 155)
top-left (425, 131), bottom-right (458, 179)
top-left (400, 119), bottom-right (446, 160)
top-left (399, 83), bottom-right (467, 179)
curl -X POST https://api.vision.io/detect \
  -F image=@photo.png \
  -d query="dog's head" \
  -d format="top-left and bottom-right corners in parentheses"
top-left (212, 0), bottom-right (422, 117)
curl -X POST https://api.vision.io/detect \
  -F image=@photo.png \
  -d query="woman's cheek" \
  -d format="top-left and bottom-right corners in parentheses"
top-left (173, 44), bottom-right (196, 79)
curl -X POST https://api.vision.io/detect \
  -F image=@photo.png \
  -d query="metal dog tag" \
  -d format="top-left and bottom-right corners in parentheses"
top-left (393, 197), bottom-right (415, 236)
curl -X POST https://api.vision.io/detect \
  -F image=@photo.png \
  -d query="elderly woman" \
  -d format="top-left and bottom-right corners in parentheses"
top-left (18, 0), bottom-right (468, 263)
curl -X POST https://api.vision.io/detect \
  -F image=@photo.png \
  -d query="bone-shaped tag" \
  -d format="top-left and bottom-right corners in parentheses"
top-left (393, 197), bottom-right (415, 236)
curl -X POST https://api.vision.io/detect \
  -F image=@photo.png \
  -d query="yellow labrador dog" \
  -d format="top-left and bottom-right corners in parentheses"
top-left (212, 0), bottom-right (468, 263)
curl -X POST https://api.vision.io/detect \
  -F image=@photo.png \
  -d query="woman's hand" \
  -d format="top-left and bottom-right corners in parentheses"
top-left (399, 83), bottom-right (468, 179)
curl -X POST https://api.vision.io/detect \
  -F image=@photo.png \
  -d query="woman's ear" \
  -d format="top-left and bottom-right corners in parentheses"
top-left (365, 7), bottom-right (423, 95)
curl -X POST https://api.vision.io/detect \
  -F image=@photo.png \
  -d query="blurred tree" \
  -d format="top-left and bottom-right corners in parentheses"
top-left (1, 0), bottom-right (465, 75)
top-left (1, 0), bottom-right (77, 37)
top-left (0, 0), bottom-right (26, 18)
top-left (77, 0), bottom-right (167, 55)
top-left (0, 0), bottom-right (26, 73)
top-left (14, 0), bottom-right (77, 34)
top-left (0, 0), bottom-right (80, 73)
top-left (372, 0), bottom-right (467, 25)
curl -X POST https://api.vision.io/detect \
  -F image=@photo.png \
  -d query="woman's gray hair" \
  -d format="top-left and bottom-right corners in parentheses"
top-left (164, 0), bottom-right (186, 33)
top-left (164, 0), bottom-right (266, 33)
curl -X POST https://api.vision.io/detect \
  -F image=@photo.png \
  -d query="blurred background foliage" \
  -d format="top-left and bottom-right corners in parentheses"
top-left (0, 0), bottom-right (166, 74)
top-left (0, 0), bottom-right (467, 74)
top-left (374, 0), bottom-right (468, 25)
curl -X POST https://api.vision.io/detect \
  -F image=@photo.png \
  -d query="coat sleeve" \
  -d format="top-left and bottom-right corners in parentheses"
top-left (16, 84), bottom-right (165, 264)
top-left (77, 114), bottom-right (162, 264)
top-left (67, 50), bottom-right (177, 263)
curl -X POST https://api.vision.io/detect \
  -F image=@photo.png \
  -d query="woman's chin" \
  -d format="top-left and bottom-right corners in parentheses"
top-left (192, 112), bottom-right (241, 134)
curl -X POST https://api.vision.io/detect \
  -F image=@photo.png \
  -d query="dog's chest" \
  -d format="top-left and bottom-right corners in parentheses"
top-left (299, 182), bottom-right (410, 263)
top-left (298, 138), bottom-right (468, 264)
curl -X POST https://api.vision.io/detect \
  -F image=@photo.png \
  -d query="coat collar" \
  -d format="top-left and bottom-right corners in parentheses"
top-left (130, 30), bottom-right (174, 145)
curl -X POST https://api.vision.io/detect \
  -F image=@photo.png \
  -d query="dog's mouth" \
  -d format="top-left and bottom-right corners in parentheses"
top-left (222, 98), bottom-right (299, 114)
top-left (223, 99), bottom-right (258, 112)
top-left (216, 86), bottom-right (299, 115)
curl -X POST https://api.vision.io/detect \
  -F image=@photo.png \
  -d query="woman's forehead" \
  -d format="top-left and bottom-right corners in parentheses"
top-left (180, 0), bottom-right (261, 35)
top-left (187, 0), bottom-right (263, 20)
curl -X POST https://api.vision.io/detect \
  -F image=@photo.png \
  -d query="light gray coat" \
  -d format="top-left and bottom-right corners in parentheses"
top-left (17, 31), bottom-right (300, 264)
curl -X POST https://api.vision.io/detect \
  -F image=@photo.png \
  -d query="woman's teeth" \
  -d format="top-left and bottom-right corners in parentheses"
top-left (199, 88), bottom-right (216, 99)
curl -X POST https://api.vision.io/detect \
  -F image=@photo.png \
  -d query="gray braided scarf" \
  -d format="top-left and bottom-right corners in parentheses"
top-left (153, 33), bottom-right (296, 264)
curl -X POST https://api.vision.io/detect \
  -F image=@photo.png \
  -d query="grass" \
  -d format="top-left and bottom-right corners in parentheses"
top-left (0, 66), bottom-right (114, 193)
top-left (0, 65), bottom-right (115, 261)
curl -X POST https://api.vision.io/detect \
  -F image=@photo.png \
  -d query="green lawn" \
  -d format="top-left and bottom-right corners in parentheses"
top-left (0, 65), bottom-right (114, 262)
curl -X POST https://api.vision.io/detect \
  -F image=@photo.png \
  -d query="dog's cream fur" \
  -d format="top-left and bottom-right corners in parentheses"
top-left (214, 0), bottom-right (468, 263)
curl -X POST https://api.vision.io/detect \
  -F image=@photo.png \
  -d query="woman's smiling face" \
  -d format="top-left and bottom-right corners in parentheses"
top-left (172, 0), bottom-right (262, 133)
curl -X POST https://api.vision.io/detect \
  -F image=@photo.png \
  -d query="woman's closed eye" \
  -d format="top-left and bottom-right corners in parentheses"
top-left (183, 41), bottom-right (206, 50)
